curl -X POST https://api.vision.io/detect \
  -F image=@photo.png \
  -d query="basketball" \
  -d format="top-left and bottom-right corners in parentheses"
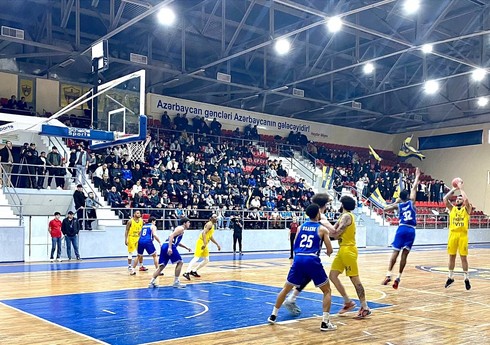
top-left (452, 177), bottom-right (463, 188)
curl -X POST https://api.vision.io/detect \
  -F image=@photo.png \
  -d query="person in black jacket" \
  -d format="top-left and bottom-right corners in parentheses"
top-left (61, 211), bottom-right (81, 260)
top-left (73, 184), bottom-right (86, 228)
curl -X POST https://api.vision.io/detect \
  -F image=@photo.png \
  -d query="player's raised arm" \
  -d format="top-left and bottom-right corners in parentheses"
top-left (458, 182), bottom-right (472, 214)
top-left (443, 187), bottom-right (457, 211)
top-left (409, 167), bottom-right (421, 202)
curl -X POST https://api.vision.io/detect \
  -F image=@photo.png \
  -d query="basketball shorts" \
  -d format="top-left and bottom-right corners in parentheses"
top-left (447, 232), bottom-right (468, 256)
top-left (194, 238), bottom-right (209, 258)
top-left (158, 243), bottom-right (182, 266)
top-left (286, 255), bottom-right (329, 288)
top-left (392, 225), bottom-right (416, 251)
top-left (137, 241), bottom-right (156, 256)
top-left (127, 238), bottom-right (139, 254)
top-left (331, 246), bottom-right (359, 277)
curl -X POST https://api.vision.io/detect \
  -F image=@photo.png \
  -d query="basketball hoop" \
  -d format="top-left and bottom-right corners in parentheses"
top-left (126, 136), bottom-right (151, 163)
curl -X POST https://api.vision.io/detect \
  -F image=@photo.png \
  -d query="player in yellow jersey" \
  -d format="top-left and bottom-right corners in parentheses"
top-left (125, 210), bottom-right (144, 271)
top-left (443, 180), bottom-right (471, 290)
top-left (329, 195), bottom-right (371, 318)
top-left (182, 214), bottom-right (221, 280)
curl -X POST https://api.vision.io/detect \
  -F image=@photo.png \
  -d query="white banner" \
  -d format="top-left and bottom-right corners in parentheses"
top-left (147, 94), bottom-right (329, 139)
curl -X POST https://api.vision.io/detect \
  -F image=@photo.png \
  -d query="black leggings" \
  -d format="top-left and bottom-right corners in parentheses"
top-left (289, 233), bottom-right (296, 258)
top-left (233, 233), bottom-right (242, 252)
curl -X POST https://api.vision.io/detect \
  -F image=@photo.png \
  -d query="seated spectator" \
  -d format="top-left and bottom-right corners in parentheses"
top-left (133, 190), bottom-right (148, 211)
top-left (17, 96), bottom-right (28, 111)
top-left (107, 186), bottom-right (124, 208)
top-left (6, 95), bottom-right (17, 109)
top-left (131, 180), bottom-right (143, 197)
top-left (93, 163), bottom-right (108, 188)
top-left (121, 164), bottom-right (133, 187)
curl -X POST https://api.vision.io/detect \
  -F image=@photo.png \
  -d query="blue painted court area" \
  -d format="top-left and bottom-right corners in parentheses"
top-left (2, 280), bottom-right (391, 345)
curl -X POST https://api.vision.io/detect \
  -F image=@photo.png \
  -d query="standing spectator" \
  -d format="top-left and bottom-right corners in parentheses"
top-left (0, 141), bottom-right (14, 186)
top-left (48, 212), bottom-right (63, 262)
top-left (288, 217), bottom-right (299, 259)
top-left (46, 146), bottom-right (64, 190)
top-left (75, 145), bottom-right (88, 184)
top-left (73, 184), bottom-right (86, 228)
top-left (61, 211), bottom-right (81, 261)
top-left (231, 216), bottom-right (243, 255)
top-left (36, 151), bottom-right (47, 189)
top-left (84, 191), bottom-right (102, 230)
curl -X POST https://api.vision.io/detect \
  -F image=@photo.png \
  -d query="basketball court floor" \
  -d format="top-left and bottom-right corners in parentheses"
top-left (1, 245), bottom-right (489, 345)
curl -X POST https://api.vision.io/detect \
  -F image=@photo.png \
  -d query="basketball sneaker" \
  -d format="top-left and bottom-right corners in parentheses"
top-left (56, 258), bottom-right (62, 262)
top-left (393, 278), bottom-right (400, 290)
top-left (267, 315), bottom-right (277, 324)
top-left (127, 265), bottom-right (132, 271)
top-left (129, 269), bottom-right (136, 276)
top-left (445, 278), bottom-right (455, 288)
top-left (50, 258), bottom-right (54, 262)
top-left (338, 300), bottom-right (356, 315)
top-left (139, 266), bottom-right (148, 272)
top-left (465, 279), bottom-right (471, 290)
top-left (159, 272), bottom-right (164, 276)
top-left (381, 276), bottom-right (392, 285)
top-left (173, 281), bottom-right (186, 288)
top-left (320, 321), bottom-right (337, 331)
top-left (148, 282), bottom-right (159, 288)
top-left (182, 272), bottom-right (191, 281)
top-left (190, 271), bottom-right (201, 277)
top-left (283, 299), bottom-right (301, 316)
top-left (356, 307), bottom-right (372, 319)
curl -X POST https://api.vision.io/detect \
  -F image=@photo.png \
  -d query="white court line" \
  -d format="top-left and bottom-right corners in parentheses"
top-left (386, 342), bottom-right (395, 345)
top-left (0, 302), bottom-right (109, 344)
top-left (115, 298), bottom-right (209, 319)
top-left (265, 302), bottom-right (275, 305)
top-left (336, 321), bottom-right (347, 325)
top-left (222, 293), bottom-right (232, 296)
top-left (200, 290), bottom-right (209, 292)
top-left (102, 309), bottom-right (116, 315)
top-left (211, 282), bottom-right (346, 307)
top-left (244, 297), bottom-right (253, 300)
top-left (475, 323), bottom-right (490, 328)
top-left (196, 298), bottom-right (210, 303)
top-left (363, 330), bottom-right (373, 336)
top-left (278, 320), bottom-right (299, 324)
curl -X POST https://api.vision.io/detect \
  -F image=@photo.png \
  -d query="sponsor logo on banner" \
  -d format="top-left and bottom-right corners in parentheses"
top-left (68, 127), bottom-right (91, 138)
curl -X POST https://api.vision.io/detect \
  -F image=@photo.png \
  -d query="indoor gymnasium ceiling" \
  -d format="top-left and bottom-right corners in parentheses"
top-left (0, 0), bottom-right (489, 134)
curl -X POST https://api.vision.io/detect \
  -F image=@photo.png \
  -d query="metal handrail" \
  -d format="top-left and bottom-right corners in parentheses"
top-left (0, 164), bottom-right (24, 225)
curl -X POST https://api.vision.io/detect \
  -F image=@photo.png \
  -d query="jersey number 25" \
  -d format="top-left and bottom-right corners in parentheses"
top-left (299, 234), bottom-right (314, 248)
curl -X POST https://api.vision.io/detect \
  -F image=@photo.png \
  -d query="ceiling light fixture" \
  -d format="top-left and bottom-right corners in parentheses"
top-left (477, 97), bottom-right (489, 107)
top-left (421, 44), bottom-right (433, 54)
top-left (363, 62), bottom-right (375, 74)
top-left (471, 68), bottom-right (487, 82)
top-left (423, 80), bottom-right (439, 94)
top-left (403, 0), bottom-right (420, 15)
top-left (274, 38), bottom-right (291, 55)
top-left (157, 7), bottom-right (176, 26)
top-left (327, 17), bottom-right (342, 33)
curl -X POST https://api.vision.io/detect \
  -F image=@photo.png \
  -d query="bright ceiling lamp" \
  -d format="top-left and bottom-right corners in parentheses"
top-left (471, 68), bottom-right (487, 82)
top-left (157, 7), bottom-right (176, 26)
top-left (363, 62), bottom-right (375, 74)
top-left (327, 17), bottom-right (342, 33)
top-left (421, 44), bottom-right (433, 54)
top-left (477, 97), bottom-right (489, 107)
top-left (274, 38), bottom-right (291, 55)
top-left (423, 79), bottom-right (439, 94)
top-left (403, 0), bottom-right (420, 15)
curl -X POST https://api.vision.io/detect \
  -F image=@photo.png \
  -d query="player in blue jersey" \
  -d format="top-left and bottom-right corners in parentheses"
top-left (382, 167), bottom-right (421, 289)
top-left (149, 217), bottom-right (191, 288)
top-left (129, 217), bottom-right (162, 275)
top-left (268, 204), bottom-right (337, 332)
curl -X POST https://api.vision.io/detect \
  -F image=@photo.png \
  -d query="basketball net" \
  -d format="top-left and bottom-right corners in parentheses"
top-left (125, 136), bottom-right (151, 163)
